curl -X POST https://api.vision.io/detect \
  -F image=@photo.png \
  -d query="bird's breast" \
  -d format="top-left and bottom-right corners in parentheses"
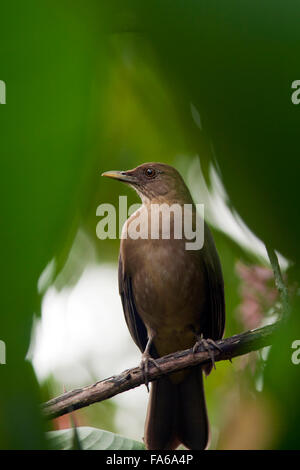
top-left (121, 215), bottom-right (207, 357)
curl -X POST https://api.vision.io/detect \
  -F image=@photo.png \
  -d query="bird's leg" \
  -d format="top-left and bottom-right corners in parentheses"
top-left (140, 329), bottom-right (161, 392)
top-left (192, 333), bottom-right (222, 370)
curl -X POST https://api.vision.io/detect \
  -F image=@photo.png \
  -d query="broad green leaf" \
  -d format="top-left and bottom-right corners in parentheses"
top-left (47, 426), bottom-right (145, 450)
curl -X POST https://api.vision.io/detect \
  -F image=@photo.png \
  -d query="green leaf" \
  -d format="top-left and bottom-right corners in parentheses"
top-left (46, 426), bottom-right (145, 450)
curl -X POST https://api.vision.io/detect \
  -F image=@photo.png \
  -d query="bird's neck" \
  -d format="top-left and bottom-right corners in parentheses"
top-left (141, 193), bottom-right (194, 208)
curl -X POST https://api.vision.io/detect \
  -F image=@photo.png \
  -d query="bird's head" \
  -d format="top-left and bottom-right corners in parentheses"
top-left (102, 163), bottom-right (192, 204)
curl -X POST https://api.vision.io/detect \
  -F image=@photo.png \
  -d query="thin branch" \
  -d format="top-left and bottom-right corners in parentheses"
top-left (265, 245), bottom-right (289, 318)
top-left (43, 322), bottom-right (280, 420)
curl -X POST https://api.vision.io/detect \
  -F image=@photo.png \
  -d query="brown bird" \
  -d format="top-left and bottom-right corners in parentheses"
top-left (102, 162), bottom-right (225, 450)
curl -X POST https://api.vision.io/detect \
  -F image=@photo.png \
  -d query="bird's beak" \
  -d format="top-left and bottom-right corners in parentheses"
top-left (101, 170), bottom-right (136, 184)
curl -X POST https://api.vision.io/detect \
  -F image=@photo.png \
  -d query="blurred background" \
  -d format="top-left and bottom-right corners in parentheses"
top-left (1, 0), bottom-right (300, 449)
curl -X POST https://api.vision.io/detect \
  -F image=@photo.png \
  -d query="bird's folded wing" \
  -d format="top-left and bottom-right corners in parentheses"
top-left (118, 255), bottom-right (148, 353)
top-left (202, 224), bottom-right (226, 340)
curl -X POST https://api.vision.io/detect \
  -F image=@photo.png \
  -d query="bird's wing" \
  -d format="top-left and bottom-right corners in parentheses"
top-left (201, 223), bottom-right (225, 341)
top-left (118, 254), bottom-right (148, 353)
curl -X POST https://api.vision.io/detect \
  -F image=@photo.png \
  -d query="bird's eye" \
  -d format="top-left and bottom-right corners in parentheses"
top-left (144, 167), bottom-right (156, 178)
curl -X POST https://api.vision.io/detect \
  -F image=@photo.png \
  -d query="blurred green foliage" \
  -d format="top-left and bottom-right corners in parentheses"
top-left (0, 0), bottom-right (299, 449)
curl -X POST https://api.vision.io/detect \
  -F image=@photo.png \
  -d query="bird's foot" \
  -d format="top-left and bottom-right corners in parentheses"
top-left (140, 352), bottom-right (161, 392)
top-left (192, 335), bottom-right (222, 370)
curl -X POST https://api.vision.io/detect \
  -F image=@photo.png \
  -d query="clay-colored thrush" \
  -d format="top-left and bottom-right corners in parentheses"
top-left (102, 163), bottom-right (225, 450)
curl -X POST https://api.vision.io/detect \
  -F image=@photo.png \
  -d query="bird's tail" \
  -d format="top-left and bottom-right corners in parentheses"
top-left (144, 367), bottom-right (209, 450)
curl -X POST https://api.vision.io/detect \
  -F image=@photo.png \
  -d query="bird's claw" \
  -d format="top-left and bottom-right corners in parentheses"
top-left (140, 353), bottom-right (161, 392)
top-left (192, 335), bottom-right (221, 370)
